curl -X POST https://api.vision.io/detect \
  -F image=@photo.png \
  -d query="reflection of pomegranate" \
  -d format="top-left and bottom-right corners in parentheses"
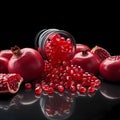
top-left (0, 94), bottom-right (23, 111)
top-left (99, 81), bottom-right (120, 99)
top-left (40, 91), bottom-right (75, 120)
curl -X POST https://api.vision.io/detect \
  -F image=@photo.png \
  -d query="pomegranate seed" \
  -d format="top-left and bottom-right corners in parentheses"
top-left (70, 85), bottom-right (76, 93)
top-left (88, 86), bottom-right (96, 93)
top-left (78, 86), bottom-right (86, 93)
top-left (47, 87), bottom-right (54, 94)
top-left (25, 83), bottom-right (32, 89)
top-left (42, 84), bottom-right (49, 92)
top-left (57, 85), bottom-right (64, 93)
top-left (35, 86), bottom-right (42, 95)
top-left (95, 79), bottom-right (101, 86)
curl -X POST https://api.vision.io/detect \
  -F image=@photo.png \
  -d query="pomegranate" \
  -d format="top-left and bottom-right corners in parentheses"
top-left (91, 45), bottom-right (111, 62)
top-left (0, 57), bottom-right (9, 73)
top-left (71, 49), bottom-right (101, 75)
top-left (0, 73), bottom-right (23, 94)
top-left (8, 45), bottom-right (45, 82)
top-left (75, 43), bottom-right (91, 54)
top-left (0, 49), bottom-right (13, 60)
top-left (99, 56), bottom-right (120, 82)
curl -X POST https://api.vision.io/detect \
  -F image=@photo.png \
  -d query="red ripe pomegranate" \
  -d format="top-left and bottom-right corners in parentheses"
top-left (75, 43), bottom-right (91, 54)
top-left (8, 45), bottom-right (45, 82)
top-left (0, 49), bottom-right (13, 60)
top-left (0, 57), bottom-right (9, 73)
top-left (91, 45), bottom-right (111, 62)
top-left (71, 49), bottom-right (101, 75)
top-left (0, 73), bottom-right (23, 94)
top-left (99, 56), bottom-right (120, 82)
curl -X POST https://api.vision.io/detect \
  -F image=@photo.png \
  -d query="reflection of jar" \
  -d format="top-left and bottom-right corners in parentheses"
top-left (35, 28), bottom-right (76, 60)
top-left (39, 92), bottom-right (75, 120)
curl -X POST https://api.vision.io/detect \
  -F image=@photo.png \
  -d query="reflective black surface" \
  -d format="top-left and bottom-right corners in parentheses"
top-left (0, 81), bottom-right (120, 120)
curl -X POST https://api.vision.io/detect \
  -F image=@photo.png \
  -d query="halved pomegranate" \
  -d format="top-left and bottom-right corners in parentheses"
top-left (91, 45), bottom-right (111, 62)
top-left (0, 73), bottom-right (23, 94)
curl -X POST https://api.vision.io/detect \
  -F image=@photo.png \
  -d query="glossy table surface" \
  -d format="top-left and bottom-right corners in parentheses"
top-left (0, 80), bottom-right (120, 120)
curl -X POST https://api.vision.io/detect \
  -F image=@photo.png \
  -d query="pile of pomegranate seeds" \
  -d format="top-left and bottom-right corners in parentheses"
top-left (25, 33), bottom-right (101, 96)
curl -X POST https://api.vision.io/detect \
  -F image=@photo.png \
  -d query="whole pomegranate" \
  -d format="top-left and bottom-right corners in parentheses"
top-left (8, 45), bottom-right (45, 82)
top-left (0, 49), bottom-right (13, 60)
top-left (71, 49), bottom-right (101, 75)
top-left (75, 43), bottom-right (91, 54)
top-left (99, 56), bottom-right (120, 82)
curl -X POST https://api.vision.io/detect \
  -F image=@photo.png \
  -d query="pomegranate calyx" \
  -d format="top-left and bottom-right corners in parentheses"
top-left (11, 45), bottom-right (22, 56)
top-left (81, 49), bottom-right (88, 56)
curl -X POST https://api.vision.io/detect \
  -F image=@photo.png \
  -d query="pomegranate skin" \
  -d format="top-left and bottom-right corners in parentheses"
top-left (75, 44), bottom-right (91, 54)
top-left (0, 57), bottom-right (9, 73)
top-left (0, 49), bottom-right (13, 60)
top-left (99, 56), bottom-right (120, 82)
top-left (71, 51), bottom-right (101, 75)
top-left (8, 47), bottom-right (45, 82)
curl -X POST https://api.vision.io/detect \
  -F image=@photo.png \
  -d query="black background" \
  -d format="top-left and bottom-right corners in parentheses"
top-left (0, 2), bottom-right (119, 56)
top-left (0, 2), bottom-right (120, 120)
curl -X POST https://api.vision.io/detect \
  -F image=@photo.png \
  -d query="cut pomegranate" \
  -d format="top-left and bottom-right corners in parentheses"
top-left (91, 45), bottom-right (111, 62)
top-left (0, 73), bottom-right (23, 94)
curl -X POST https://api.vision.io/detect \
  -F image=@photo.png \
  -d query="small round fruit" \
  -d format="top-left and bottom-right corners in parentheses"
top-left (71, 49), bottom-right (101, 75)
top-left (0, 57), bottom-right (9, 73)
top-left (75, 44), bottom-right (91, 54)
top-left (99, 56), bottom-right (120, 82)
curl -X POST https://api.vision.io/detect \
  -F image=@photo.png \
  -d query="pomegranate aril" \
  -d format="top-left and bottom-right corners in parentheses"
top-left (47, 87), bottom-right (54, 95)
top-left (35, 86), bottom-right (42, 95)
top-left (42, 84), bottom-right (49, 92)
top-left (70, 85), bottom-right (76, 93)
top-left (57, 85), bottom-right (64, 93)
top-left (25, 83), bottom-right (32, 89)
top-left (78, 86), bottom-right (87, 93)
top-left (88, 86), bottom-right (96, 93)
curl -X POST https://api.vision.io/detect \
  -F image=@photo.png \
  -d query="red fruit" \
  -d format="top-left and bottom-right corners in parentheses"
top-left (8, 45), bottom-right (45, 82)
top-left (91, 45), bottom-right (111, 62)
top-left (0, 57), bottom-right (9, 73)
top-left (71, 49), bottom-right (101, 75)
top-left (75, 43), bottom-right (91, 54)
top-left (0, 73), bottom-right (23, 94)
top-left (0, 49), bottom-right (13, 60)
top-left (99, 56), bottom-right (120, 82)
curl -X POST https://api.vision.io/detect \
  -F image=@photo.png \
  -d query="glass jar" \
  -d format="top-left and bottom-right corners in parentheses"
top-left (35, 28), bottom-right (76, 60)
